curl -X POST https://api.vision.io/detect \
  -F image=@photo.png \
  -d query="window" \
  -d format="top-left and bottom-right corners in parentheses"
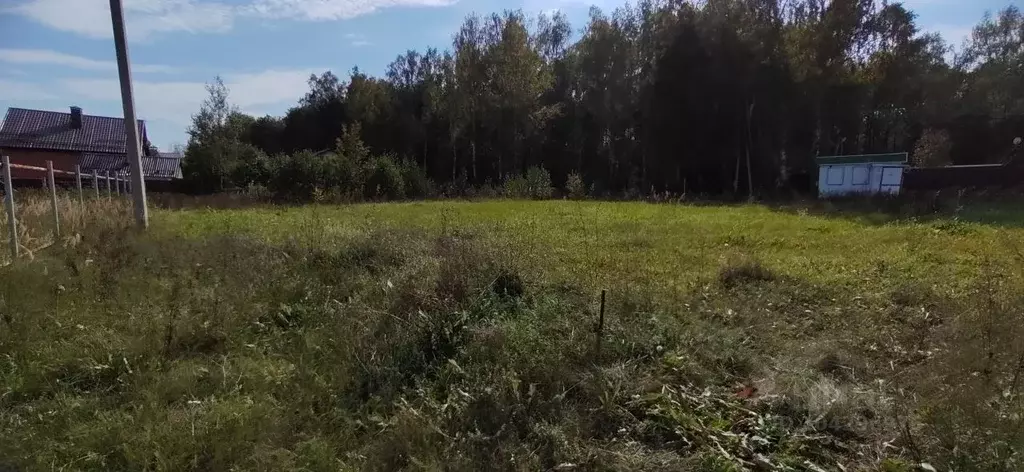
top-left (852, 166), bottom-right (869, 185)
top-left (827, 166), bottom-right (844, 185)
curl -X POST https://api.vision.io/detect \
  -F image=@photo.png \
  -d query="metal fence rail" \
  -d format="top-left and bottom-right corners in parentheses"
top-left (1, 157), bottom-right (131, 265)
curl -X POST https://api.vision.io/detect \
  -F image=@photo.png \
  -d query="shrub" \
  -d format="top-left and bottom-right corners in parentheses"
top-left (913, 128), bottom-right (952, 167)
top-left (227, 143), bottom-right (270, 188)
top-left (566, 172), bottom-right (587, 199)
top-left (503, 175), bottom-right (531, 198)
top-left (266, 150), bottom-right (321, 201)
top-left (525, 166), bottom-right (553, 199)
top-left (503, 167), bottom-right (554, 199)
top-left (400, 160), bottom-right (433, 198)
top-left (365, 154), bottom-right (406, 200)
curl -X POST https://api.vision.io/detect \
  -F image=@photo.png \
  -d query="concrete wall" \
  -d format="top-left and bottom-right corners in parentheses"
top-left (0, 148), bottom-right (80, 181)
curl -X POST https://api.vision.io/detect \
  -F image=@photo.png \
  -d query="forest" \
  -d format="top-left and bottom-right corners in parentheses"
top-left (182, 0), bottom-right (1024, 198)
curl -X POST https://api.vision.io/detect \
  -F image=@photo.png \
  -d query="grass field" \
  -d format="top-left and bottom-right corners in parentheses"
top-left (3, 197), bottom-right (1024, 470)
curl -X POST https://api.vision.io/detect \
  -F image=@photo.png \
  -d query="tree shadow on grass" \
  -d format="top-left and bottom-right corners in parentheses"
top-left (765, 192), bottom-right (1024, 229)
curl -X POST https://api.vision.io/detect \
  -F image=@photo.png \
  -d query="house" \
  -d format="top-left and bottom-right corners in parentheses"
top-left (817, 153), bottom-right (908, 197)
top-left (146, 151), bottom-right (184, 181)
top-left (0, 106), bottom-right (148, 183)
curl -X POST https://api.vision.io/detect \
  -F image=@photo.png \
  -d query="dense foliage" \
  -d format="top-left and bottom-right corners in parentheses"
top-left (183, 0), bottom-right (1024, 198)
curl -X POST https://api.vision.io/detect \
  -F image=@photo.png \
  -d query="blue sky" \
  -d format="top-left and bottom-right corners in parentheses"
top-left (0, 0), bottom-right (1015, 149)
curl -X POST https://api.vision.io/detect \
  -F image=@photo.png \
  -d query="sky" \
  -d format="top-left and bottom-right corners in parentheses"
top-left (0, 0), bottom-right (1016, 150)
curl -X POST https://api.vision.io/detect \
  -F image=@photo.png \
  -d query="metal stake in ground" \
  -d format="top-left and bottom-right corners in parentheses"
top-left (106, 171), bottom-right (112, 199)
top-left (596, 289), bottom-right (607, 358)
top-left (92, 170), bottom-right (99, 197)
top-left (46, 161), bottom-right (60, 238)
top-left (2, 156), bottom-right (18, 260)
top-left (75, 165), bottom-right (83, 204)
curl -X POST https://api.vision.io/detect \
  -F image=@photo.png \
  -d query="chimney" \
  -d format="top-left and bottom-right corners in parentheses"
top-left (70, 106), bottom-right (82, 129)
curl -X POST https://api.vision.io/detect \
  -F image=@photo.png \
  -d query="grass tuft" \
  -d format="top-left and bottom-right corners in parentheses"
top-left (717, 253), bottom-right (775, 288)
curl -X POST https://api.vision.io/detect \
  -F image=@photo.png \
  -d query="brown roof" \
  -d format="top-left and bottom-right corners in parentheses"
top-left (143, 155), bottom-right (183, 180)
top-left (80, 152), bottom-right (128, 174)
top-left (80, 152), bottom-right (182, 180)
top-left (0, 107), bottom-right (147, 155)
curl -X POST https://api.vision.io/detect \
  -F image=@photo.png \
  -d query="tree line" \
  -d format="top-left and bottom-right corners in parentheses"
top-left (183, 0), bottom-right (1024, 199)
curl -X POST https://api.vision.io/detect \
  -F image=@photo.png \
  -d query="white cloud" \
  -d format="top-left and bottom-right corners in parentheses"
top-left (345, 32), bottom-right (372, 47)
top-left (0, 49), bottom-right (177, 73)
top-left (8, 0), bottom-right (457, 39)
top-left (60, 68), bottom-right (317, 126)
top-left (0, 79), bottom-right (57, 101)
top-left (10, 0), bottom-right (236, 39)
top-left (247, 0), bottom-right (455, 21)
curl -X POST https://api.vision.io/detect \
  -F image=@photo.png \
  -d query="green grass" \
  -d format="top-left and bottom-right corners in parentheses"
top-left (155, 200), bottom-right (1023, 293)
top-left (3, 198), bottom-right (1024, 470)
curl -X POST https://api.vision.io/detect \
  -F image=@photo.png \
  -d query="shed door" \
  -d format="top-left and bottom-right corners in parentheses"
top-left (879, 166), bottom-right (903, 194)
top-left (881, 167), bottom-right (902, 186)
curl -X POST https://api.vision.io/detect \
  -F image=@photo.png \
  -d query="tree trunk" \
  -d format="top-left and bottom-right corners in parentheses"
top-left (746, 100), bottom-right (755, 199)
top-left (641, 127), bottom-right (648, 191)
top-left (733, 145), bottom-right (741, 195)
top-left (813, 92), bottom-right (822, 158)
top-left (471, 140), bottom-right (477, 183)
top-left (451, 131), bottom-right (458, 183)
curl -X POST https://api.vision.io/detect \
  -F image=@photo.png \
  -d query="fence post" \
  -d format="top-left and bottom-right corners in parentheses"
top-left (75, 165), bottom-right (83, 203)
top-left (92, 170), bottom-right (99, 197)
top-left (106, 171), bottom-right (112, 199)
top-left (2, 156), bottom-right (18, 261)
top-left (46, 161), bottom-right (60, 239)
top-left (115, 176), bottom-right (121, 195)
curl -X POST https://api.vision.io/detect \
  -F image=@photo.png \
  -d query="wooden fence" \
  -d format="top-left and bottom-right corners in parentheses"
top-left (1, 156), bottom-right (131, 265)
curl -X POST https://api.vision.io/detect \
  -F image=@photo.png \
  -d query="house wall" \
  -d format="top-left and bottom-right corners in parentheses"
top-left (0, 148), bottom-right (80, 181)
top-left (818, 163), bottom-right (904, 197)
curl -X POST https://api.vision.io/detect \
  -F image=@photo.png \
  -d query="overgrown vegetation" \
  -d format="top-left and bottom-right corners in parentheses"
top-left (0, 190), bottom-right (132, 265)
top-left (180, 1), bottom-right (1023, 199)
top-left (3, 197), bottom-right (1024, 470)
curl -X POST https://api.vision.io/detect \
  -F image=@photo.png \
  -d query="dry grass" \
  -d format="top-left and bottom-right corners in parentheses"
top-left (0, 189), bottom-right (133, 264)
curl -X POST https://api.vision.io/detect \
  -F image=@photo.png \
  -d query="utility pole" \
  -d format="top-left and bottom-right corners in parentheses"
top-left (109, 0), bottom-right (148, 229)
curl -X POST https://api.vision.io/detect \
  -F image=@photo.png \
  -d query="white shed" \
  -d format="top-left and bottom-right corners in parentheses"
top-left (817, 153), bottom-right (907, 197)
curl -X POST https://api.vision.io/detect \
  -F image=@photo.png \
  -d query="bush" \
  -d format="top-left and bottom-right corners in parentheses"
top-left (266, 150), bottom-right (321, 201)
top-left (566, 172), bottom-right (587, 199)
top-left (503, 175), bottom-right (531, 198)
top-left (525, 166), bottom-right (553, 199)
top-left (504, 167), bottom-right (554, 199)
top-left (913, 128), bottom-right (952, 167)
top-left (227, 143), bottom-right (270, 188)
top-left (365, 154), bottom-right (406, 200)
top-left (401, 160), bottom-right (433, 198)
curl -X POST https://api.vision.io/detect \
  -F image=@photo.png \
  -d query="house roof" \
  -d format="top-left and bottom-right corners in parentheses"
top-left (80, 152), bottom-right (182, 180)
top-left (143, 155), bottom-right (183, 180)
top-left (816, 153), bottom-right (908, 165)
top-left (0, 107), bottom-right (147, 155)
top-left (158, 150), bottom-right (183, 159)
top-left (80, 153), bottom-right (128, 173)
